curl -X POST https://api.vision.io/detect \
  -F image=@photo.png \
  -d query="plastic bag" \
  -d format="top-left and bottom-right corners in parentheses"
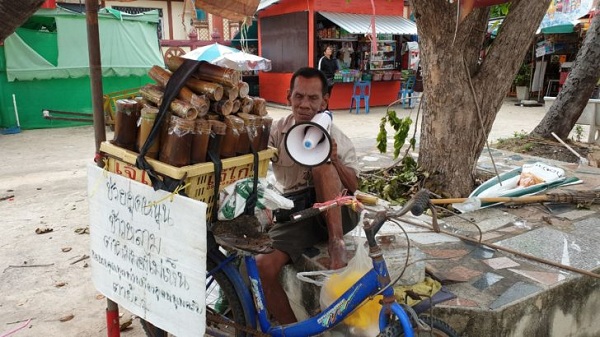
top-left (319, 238), bottom-right (381, 337)
top-left (518, 162), bottom-right (564, 187)
top-left (218, 178), bottom-right (293, 218)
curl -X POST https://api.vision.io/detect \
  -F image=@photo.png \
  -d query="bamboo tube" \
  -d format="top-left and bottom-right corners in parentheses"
top-left (251, 97), bottom-right (267, 116)
top-left (191, 119), bottom-right (211, 164)
top-left (166, 56), bottom-right (241, 88)
top-left (148, 65), bottom-right (207, 112)
top-left (238, 81), bottom-right (250, 99)
top-left (237, 112), bottom-right (260, 154)
top-left (137, 105), bottom-right (160, 158)
top-left (209, 120), bottom-right (227, 135)
top-left (211, 99), bottom-right (234, 116)
top-left (139, 84), bottom-right (198, 120)
top-left (169, 99), bottom-right (199, 120)
top-left (220, 115), bottom-right (245, 158)
top-left (186, 77), bottom-right (224, 101)
top-left (241, 97), bottom-right (254, 114)
top-left (231, 99), bottom-right (241, 114)
top-left (258, 115), bottom-right (273, 151)
top-left (139, 84), bottom-right (163, 105)
top-left (223, 85), bottom-right (239, 102)
top-left (189, 94), bottom-right (210, 117)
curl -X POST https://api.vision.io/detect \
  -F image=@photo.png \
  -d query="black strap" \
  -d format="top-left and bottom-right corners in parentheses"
top-left (243, 132), bottom-right (260, 216)
top-left (135, 59), bottom-right (203, 192)
top-left (207, 134), bottom-right (222, 226)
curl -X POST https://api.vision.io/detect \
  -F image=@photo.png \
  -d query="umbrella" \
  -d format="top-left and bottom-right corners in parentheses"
top-left (538, 0), bottom-right (593, 33)
top-left (183, 42), bottom-right (240, 62)
top-left (212, 52), bottom-right (272, 71)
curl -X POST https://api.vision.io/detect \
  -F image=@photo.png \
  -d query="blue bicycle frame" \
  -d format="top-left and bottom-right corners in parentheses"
top-left (239, 251), bottom-right (415, 337)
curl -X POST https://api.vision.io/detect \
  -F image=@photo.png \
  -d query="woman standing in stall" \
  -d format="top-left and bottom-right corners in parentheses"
top-left (318, 45), bottom-right (338, 102)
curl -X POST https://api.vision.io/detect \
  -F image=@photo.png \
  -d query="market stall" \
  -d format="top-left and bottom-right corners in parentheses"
top-left (0, 7), bottom-right (162, 130)
top-left (256, 0), bottom-right (418, 110)
top-left (532, 0), bottom-right (595, 99)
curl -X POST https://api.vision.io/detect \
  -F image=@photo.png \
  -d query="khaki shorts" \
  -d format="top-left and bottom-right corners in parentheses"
top-left (269, 188), bottom-right (359, 262)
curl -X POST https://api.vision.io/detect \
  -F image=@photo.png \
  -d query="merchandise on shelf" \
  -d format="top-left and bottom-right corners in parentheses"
top-left (334, 69), bottom-right (362, 83)
top-left (369, 40), bottom-right (397, 71)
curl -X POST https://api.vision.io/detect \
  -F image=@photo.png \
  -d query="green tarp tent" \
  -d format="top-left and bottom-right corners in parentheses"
top-left (0, 7), bottom-right (164, 130)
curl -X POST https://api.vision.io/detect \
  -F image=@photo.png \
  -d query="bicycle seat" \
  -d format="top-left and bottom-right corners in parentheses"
top-left (211, 215), bottom-right (274, 254)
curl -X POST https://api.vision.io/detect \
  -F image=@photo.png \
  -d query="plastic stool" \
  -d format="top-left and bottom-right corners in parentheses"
top-left (349, 81), bottom-right (371, 114)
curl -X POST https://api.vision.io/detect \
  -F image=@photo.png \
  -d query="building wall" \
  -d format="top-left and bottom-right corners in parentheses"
top-left (104, 0), bottom-right (187, 40)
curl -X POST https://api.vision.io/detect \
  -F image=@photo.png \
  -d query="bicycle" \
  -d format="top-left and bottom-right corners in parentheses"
top-left (141, 189), bottom-right (460, 337)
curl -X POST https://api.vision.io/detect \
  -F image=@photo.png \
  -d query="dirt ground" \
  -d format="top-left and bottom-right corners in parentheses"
top-left (0, 127), bottom-right (147, 337)
top-left (492, 134), bottom-right (600, 166)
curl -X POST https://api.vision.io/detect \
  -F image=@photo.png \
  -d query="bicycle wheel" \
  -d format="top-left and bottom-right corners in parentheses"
top-left (378, 314), bottom-right (460, 337)
top-left (140, 250), bottom-right (248, 337)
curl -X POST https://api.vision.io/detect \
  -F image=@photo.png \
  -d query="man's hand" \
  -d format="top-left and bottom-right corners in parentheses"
top-left (328, 139), bottom-right (358, 193)
top-left (328, 237), bottom-right (347, 270)
top-left (329, 139), bottom-right (339, 164)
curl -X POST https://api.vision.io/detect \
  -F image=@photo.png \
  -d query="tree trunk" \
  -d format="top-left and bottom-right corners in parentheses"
top-left (0, 0), bottom-right (45, 40)
top-left (531, 14), bottom-right (600, 140)
top-left (411, 0), bottom-right (551, 197)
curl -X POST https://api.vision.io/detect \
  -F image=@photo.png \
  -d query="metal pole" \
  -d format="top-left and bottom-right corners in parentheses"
top-left (85, 1), bottom-right (119, 336)
top-left (537, 53), bottom-right (545, 103)
top-left (86, 0), bottom-right (106, 154)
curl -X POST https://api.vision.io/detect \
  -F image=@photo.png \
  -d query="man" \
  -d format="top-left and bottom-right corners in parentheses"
top-left (317, 45), bottom-right (338, 98)
top-left (256, 67), bottom-right (360, 324)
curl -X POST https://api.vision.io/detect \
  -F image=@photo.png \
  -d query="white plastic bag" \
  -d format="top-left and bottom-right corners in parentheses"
top-left (319, 238), bottom-right (380, 337)
top-left (217, 177), bottom-right (294, 222)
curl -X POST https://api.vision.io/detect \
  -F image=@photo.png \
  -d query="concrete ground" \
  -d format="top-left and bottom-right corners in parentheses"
top-left (1, 98), bottom-right (597, 336)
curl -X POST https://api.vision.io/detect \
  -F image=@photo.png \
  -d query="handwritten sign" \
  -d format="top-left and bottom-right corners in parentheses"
top-left (87, 164), bottom-right (207, 336)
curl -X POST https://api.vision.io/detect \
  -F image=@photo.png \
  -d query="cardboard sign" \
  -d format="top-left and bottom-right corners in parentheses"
top-left (87, 164), bottom-right (207, 336)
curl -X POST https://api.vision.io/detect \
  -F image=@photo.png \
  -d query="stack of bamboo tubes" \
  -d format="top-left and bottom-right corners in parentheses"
top-left (113, 56), bottom-right (272, 167)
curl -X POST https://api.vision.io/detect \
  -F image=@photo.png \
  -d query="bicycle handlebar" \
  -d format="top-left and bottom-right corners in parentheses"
top-left (288, 189), bottom-right (435, 247)
top-left (363, 189), bottom-right (431, 247)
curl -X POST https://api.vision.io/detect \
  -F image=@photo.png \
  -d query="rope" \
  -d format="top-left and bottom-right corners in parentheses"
top-left (144, 183), bottom-right (191, 208)
top-left (313, 195), bottom-right (364, 212)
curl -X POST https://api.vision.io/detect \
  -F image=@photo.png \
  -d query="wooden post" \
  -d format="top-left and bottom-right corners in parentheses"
top-left (85, 1), bottom-right (119, 335)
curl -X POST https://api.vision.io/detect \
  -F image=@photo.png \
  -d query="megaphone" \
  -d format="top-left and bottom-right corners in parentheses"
top-left (284, 111), bottom-right (333, 167)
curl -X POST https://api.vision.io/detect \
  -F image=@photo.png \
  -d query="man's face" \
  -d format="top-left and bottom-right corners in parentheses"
top-left (288, 76), bottom-right (328, 123)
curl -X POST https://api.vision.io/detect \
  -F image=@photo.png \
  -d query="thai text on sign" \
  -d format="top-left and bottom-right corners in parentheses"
top-left (87, 164), bottom-right (207, 336)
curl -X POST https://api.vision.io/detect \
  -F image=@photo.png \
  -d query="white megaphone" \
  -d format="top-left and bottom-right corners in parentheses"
top-left (284, 111), bottom-right (333, 167)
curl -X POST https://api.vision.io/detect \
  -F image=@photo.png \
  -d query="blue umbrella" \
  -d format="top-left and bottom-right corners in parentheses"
top-left (182, 42), bottom-right (240, 62)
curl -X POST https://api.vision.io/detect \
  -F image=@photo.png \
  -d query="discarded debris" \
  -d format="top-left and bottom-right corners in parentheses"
top-left (61, 247), bottom-right (72, 252)
top-left (120, 317), bottom-right (133, 331)
top-left (35, 227), bottom-right (53, 234)
top-left (70, 254), bottom-right (89, 265)
top-left (96, 294), bottom-right (105, 300)
top-left (59, 314), bottom-right (74, 322)
top-left (74, 227), bottom-right (89, 235)
top-left (3, 263), bottom-right (54, 273)
top-left (55, 282), bottom-right (67, 288)
top-left (2, 318), bottom-right (32, 336)
top-left (0, 194), bottom-right (14, 201)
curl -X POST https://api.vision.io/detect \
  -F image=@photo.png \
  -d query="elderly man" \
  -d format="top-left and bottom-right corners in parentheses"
top-left (256, 67), bottom-right (360, 324)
